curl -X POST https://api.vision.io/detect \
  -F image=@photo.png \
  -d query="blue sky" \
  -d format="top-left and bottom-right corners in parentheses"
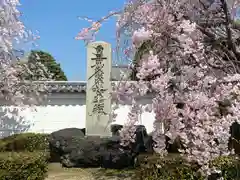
top-left (18, 1), bottom-right (240, 81)
top-left (19, 0), bottom-right (125, 81)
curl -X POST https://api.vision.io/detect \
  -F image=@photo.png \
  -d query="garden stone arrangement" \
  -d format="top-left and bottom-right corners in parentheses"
top-left (48, 125), bottom-right (154, 169)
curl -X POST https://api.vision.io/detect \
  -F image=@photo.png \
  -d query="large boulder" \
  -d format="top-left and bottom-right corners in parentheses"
top-left (229, 122), bottom-right (240, 154)
top-left (60, 136), bottom-right (138, 169)
top-left (49, 128), bottom-right (85, 162)
top-left (60, 136), bottom-right (103, 168)
top-left (49, 125), bottom-right (152, 169)
top-left (100, 136), bottom-right (139, 169)
top-left (111, 124), bottom-right (123, 136)
top-left (111, 124), bottom-right (154, 154)
top-left (50, 128), bottom-right (85, 138)
top-left (132, 125), bottom-right (151, 153)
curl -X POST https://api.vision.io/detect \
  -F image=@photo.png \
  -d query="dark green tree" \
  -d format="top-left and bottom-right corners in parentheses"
top-left (28, 50), bottom-right (67, 81)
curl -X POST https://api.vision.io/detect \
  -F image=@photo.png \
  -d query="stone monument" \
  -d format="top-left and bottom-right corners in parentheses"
top-left (86, 41), bottom-right (112, 137)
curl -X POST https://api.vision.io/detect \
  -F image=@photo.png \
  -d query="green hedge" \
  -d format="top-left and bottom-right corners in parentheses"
top-left (135, 154), bottom-right (240, 180)
top-left (0, 133), bottom-right (49, 152)
top-left (0, 151), bottom-right (49, 180)
top-left (210, 155), bottom-right (240, 179)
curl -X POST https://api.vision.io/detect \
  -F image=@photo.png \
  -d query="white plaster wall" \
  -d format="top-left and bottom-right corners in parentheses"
top-left (0, 93), bottom-right (155, 138)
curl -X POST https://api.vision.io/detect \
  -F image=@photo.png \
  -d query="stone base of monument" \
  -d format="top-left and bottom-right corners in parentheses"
top-left (48, 125), bottom-right (153, 169)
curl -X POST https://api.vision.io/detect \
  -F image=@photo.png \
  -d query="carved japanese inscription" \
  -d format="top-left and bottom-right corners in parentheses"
top-left (86, 41), bottom-right (112, 137)
top-left (90, 45), bottom-right (107, 116)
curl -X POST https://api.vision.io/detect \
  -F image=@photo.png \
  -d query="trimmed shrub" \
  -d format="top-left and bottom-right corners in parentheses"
top-left (0, 133), bottom-right (49, 152)
top-left (210, 155), bottom-right (240, 179)
top-left (0, 141), bottom-right (7, 152)
top-left (0, 151), bottom-right (49, 180)
top-left (135, 154), bottom-right (203, 180)
top-left (135, 154), bottom-right (240, 180)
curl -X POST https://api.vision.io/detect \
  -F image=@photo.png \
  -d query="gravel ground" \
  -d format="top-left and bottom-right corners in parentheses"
top-left (46, 163), bottom-right (135, 180)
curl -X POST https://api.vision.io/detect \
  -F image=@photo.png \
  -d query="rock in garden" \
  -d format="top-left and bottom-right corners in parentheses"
top-left (100, 136), bottom-right (138, 169)
top-left (49, 128), bottom-right (85, 162)
top-left (60, 136), bottom-right (103, 168)
top-left (132, 125), bottom-right (149, 153)
top-left (50, 128), bottom-right (85, 138)
top-left (143, 135), bottom-right (154, 153)
top-left (111, 124), bottom-right (153, 153)
top-left (111, 124), bottom-right (123, 136)
top-left (60, 136), bottom-right (138, 169)
top-left (49, 125), bottom-right (152, 169)
top-left (101, 147), bottom-right (138, 169)
top-left (229, 122), bottom-right (240, 154)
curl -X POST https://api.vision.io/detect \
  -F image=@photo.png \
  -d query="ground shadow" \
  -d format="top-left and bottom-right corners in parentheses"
top-left (91, 168), bottom-right (135, 180)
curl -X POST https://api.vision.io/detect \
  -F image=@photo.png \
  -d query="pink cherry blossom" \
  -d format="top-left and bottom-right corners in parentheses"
top-left (78, 0), bottom-right (240, 177)
top-left (0, 0), bottom-right (52, 133)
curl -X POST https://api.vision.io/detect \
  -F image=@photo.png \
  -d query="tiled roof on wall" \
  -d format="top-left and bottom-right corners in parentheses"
top-left (34, 81), bottom-right (139, 93)
top-left (41, 81), bottom-right (87, 93)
